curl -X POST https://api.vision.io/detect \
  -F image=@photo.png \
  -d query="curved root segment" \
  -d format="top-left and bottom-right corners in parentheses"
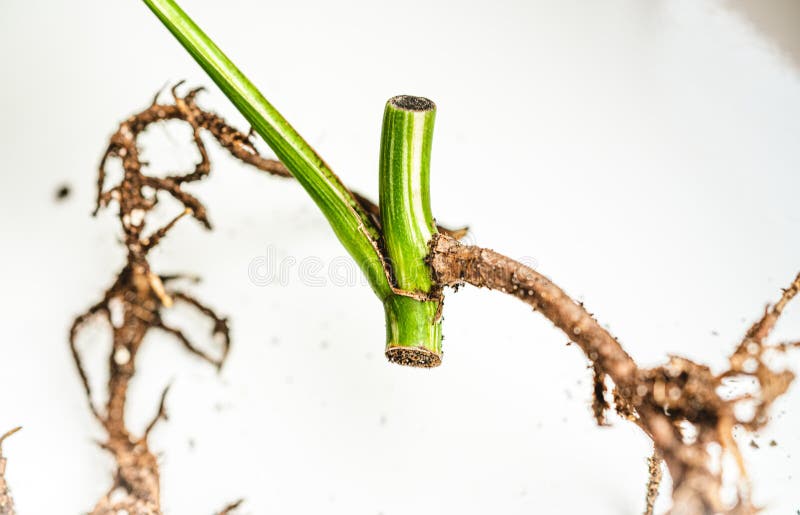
top-left (430, 234), bottom-right (800, 514)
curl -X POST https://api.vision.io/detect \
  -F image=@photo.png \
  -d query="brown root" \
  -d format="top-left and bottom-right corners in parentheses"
top-left (72, 84), bottom-right (260, 514)
top-left (0, 427), bottom-right (21, 515)
top-left (215, 499), bottom-right (244, 514)
top-left (644, 450), bottom-right (663, 515)
top-left (592, 365), bottom-right (610, 426)
top-left (430, 234), bottom-right (799, 514)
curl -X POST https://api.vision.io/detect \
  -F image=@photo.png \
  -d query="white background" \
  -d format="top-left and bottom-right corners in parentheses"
top-left (1, 1), bottom-right (799, 513)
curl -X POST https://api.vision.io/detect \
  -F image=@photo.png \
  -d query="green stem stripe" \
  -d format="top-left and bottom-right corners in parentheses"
top-left (143, 0), bottom-right (392, 299)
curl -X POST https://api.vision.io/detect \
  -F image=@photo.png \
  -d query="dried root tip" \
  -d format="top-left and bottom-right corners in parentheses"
top-left (216, 499), bottom-right (244, 515)
top-left (0, 427), bottom-right (20, 515)
top-left (385, 347), bottom-right (442, 368)
top-left (592, 366), bottom-right (610, 426)
top-left (644, 450), bottom-right (663, 515)
top-left (441, 225), bottom-right (470, 240)
top-left (0, 427), bottom-right (20, 448)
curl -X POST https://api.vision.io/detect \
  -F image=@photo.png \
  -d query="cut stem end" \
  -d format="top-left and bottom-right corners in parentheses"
top-left (385, 347), bottom-right (441, 368)
top-left (388, 95), bottom-right (436, 112)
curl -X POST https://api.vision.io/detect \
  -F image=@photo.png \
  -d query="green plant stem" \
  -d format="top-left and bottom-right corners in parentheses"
top-left (380, 96), bottom-right (442, 367)
top-left (143, 0), bottom-right (446, 366)
top-left (142, 0), bottom-right (391, 300)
